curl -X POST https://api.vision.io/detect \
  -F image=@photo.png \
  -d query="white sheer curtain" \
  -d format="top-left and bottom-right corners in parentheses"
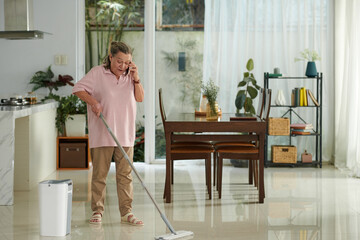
top-left (334, 0), bottom-right (360, 175)
top-left (203, 0), bottom-right (334, 162)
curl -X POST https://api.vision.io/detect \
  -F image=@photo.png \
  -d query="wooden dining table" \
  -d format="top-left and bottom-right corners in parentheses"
top-left (163, 112), bottom-right (266, 203)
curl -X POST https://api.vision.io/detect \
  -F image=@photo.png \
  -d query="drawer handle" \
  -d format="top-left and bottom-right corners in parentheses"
top-left (66, 148), bottom-right (80, 152)
top-left (281, 149), bottom-right (289, 152)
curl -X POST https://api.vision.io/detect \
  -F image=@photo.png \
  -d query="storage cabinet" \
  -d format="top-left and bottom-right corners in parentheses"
top-left (264, 72), bottom-right (322, 168)
top-left (57, 136), bottom-right (92, 169)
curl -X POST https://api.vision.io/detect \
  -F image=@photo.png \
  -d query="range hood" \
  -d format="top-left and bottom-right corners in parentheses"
top-left (0, 0), bottom-right (50, 39)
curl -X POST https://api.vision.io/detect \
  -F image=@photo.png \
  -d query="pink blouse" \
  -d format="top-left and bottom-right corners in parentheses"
top-left (72, 65), bottom-right (136, 148)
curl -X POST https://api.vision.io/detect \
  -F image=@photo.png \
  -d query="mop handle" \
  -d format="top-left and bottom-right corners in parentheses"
top-left (99, 113), bottom-right (176, 234)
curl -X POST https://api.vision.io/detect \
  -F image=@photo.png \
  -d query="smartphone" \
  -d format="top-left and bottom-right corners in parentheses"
top-left (126, 62), bottom-right (132, 76)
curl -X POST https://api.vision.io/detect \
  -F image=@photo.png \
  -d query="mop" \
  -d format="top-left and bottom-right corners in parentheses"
top-left (100, 113), bottom-right (194, 240)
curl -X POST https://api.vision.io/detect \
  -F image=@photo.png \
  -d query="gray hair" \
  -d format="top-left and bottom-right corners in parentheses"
top-left (103, 41), bottom-right (133, 69)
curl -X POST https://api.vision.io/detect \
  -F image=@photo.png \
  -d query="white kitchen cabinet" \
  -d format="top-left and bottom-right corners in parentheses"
top-left (0, 101), bottom-right (58, 205)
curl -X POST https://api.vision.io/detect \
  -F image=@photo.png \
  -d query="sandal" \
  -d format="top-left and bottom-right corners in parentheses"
top-left (89, 212), bottom-right (102, 224)
top-left (121, 213), bottom-right (144, 226)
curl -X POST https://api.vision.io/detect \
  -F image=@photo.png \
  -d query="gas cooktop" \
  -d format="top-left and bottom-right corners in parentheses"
top-left (1, 97), bottom-right (30, 106)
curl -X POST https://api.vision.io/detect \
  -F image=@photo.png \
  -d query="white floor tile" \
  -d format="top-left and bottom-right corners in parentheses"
top-left (1, 162), bottom-right (360, 239)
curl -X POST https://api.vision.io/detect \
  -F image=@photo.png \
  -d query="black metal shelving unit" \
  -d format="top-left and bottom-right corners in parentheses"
top-left (264, 72), bottom-right (322, 168)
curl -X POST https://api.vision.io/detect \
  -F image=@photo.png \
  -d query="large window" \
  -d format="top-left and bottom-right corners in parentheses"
top-left (154, 0), bottom-right (205, 159)
top-left (85, 0), bottom-right (144, 71)
top-left (156, 0), bottom-right (204, 30)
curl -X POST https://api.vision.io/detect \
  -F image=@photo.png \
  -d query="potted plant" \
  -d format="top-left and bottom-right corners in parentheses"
top-left (56, 95), bottom-right (87, 136)
top-left (294, 49), bottom-right (321, 77)
top-left (134, 125), bottom-right (145, 162)
top-left (202, 79), bottom-right (220, 120)
top-left (29, 65), bottom-right (74, 101)
top-left (235, 58), bottom-right (261, 114)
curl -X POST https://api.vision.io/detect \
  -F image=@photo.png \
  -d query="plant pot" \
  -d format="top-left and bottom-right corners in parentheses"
top-left (305, 61), bottom-right (317, 77)
top-left (65, 114), bottom-right (86, 137)
top-left (230, 159), bottom-right (248, 168)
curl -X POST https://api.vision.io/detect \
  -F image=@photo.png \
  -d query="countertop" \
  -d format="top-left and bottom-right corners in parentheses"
top-left (0, 101), bottom-right (58, 118)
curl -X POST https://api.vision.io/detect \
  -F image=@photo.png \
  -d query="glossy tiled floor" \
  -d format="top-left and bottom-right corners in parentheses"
top-left (1, 162), bottom-right (360, 240)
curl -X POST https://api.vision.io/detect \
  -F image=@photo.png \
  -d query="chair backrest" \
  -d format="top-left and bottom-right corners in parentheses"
top-left (262, 89), bottom-right (272, 121)
top-left (158, 88), bottom-right (167, 126)
top-left (256, 88), bottom-right (265, 118)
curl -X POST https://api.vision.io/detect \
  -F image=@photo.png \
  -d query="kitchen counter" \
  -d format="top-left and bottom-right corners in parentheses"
top-left (0, 101), bottom-right (57, 113)
top-left (0, 101), bottom-right (58, 205)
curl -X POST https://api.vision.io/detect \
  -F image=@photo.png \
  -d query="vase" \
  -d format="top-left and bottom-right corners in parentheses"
top-left (275, 89), bottom-right (286, 105)
top-left (305, 61), bottom-right (317, 77)
top-left (206, 102), bottom-right (218, 121)
top-left (199, 94), bottom-right (208, 112)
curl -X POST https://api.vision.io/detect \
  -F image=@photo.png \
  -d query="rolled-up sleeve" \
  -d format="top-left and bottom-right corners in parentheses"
top-left (72, 67), bottom-right (96, 95)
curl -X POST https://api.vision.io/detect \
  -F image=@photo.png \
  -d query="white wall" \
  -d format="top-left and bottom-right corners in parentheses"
top-left (0, 0), bottom-right (85, 99)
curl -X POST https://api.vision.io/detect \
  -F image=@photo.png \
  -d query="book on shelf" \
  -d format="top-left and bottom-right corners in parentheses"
top-left (290, 128), bottom-right (307, 131)
top-left (290, 123), bottom-right (313, 130)
top-left (307, 89), bottom-right (320, 106)
top-left (303, 88), bottom-right (308, 106)
top-left (291, 126), bottom-right (313, 135)
top-left (292, 130), bottom-right (311, 135)
top-left (294, 88), bottom-right (300, 106)
top-left (291, 87), bottom-right (321, 107)
top-left (268, 73), bottom-right (283, 78)
top-left (299, 87), bottom-right (309, 106)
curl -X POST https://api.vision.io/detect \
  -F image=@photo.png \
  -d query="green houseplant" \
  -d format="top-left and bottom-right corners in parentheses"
top-left (85, 0), bottom-right (143, 70)
top-left (56, 95), bottom-right (87, 136)
top-left (235, 58), bottom-right (261, 114)
top-left (29, 65), bottom-right (74, 101)
top-left (133, 125), bottom-right (144, 162)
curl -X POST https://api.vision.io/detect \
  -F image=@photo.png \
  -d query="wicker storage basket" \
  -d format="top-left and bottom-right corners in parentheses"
top-left (272, 145), bottom-right (297, 163)
top-left (268, 117), bottom-right (290, 135)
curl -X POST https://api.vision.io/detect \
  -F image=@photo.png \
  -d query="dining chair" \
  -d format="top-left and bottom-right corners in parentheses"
top-left (212, 88), bottom-right (265, 186)
top-left (251, 88), bottom-right (271, 188)
top-left (215, 89), bottom-right (271, 201)
top-left (159, 88), bottom-right (215, 199)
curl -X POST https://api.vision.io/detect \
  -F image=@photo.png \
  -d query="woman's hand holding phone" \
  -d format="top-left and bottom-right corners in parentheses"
top-left (128, 62), bottom-right (140, 83)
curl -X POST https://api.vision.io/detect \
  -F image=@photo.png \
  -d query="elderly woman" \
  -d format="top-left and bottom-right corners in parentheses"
top-left (72, 41), bottom-right (144, 225)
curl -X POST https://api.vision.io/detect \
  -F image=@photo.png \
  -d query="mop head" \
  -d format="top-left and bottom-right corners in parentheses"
top-left (155, 230), bottom-right (194, 240)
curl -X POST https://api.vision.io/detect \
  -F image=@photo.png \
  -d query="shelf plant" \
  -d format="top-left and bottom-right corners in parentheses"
top-left (294, 49), bottom-right (321, 62)
top-left (235, 58), bottom-right (261, 114)
top-left (294, 49), bottom-right (321, 77)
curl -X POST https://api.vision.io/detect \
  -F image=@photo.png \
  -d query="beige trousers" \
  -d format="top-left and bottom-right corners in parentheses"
top-left (90, 147), bottom-right (133, 216)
